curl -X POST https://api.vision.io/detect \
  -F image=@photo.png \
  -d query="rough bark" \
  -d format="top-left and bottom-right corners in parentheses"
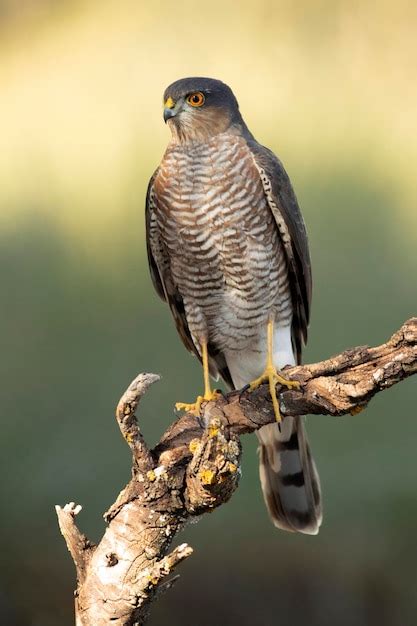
top-left (56, 318), bottom-right (416, 625)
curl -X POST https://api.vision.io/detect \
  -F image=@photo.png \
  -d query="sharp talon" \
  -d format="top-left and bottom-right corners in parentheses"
top-left (238, 383), bottom-right (250, 401)
top-left (248, 366), bottom-right (298, 423)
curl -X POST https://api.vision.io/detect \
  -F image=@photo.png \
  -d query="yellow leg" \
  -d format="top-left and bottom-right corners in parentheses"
top-left (175, 341), bottom-right (221, 414)
top-left (249, 319), bottom-right (299, 422)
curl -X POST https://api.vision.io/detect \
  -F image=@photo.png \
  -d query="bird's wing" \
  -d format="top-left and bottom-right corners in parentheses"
top-left (145, 170), bottom-right (198, 358)
top-left (145, 171), bottom-right (234, 386)
top-left (145, 170), bottom-right (166, 302)
top-left (246, 139), bottom-right (312, 362)
top-left (245, 142), bottom-right (320, 534)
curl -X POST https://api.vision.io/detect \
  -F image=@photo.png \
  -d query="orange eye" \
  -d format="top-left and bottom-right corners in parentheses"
top-left (186, 92), bottom-right (205, 107)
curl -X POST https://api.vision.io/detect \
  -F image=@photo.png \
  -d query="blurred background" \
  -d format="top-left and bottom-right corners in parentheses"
top-left (0, 1), bottom-right (416, 624)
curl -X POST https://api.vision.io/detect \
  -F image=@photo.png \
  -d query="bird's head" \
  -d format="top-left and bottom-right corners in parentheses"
top-left (162, 77), bottom-right (244, 143)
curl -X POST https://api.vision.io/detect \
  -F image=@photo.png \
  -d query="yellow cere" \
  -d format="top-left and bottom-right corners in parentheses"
top-left (164, 96), bottom-right (175, 109)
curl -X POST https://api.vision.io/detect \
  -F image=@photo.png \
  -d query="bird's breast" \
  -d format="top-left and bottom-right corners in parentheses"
top-left (154, 134), bottom-right (275, 258)
top-left (153, 132), bottom-right (291, 347)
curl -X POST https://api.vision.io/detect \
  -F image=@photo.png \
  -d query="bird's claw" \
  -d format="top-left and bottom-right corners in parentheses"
top-left (248, 366), bottom-right (299, 422)
top-left (175, 389), bottom-right (221, 416)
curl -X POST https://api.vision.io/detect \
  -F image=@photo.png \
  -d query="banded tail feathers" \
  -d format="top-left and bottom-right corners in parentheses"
top-left (257, 417), bottom-right (322, 534)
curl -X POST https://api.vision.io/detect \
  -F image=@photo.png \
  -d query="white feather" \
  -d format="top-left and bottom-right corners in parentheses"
top-left (224, 323), bottom-right (294, 390)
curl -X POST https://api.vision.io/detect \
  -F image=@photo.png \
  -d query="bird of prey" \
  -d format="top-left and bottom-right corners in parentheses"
top-left (145, 77), bottom-right (322, 534)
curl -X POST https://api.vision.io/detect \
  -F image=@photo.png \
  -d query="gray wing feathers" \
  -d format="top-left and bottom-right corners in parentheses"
top-left (246, 139), bottom-right (312, 363)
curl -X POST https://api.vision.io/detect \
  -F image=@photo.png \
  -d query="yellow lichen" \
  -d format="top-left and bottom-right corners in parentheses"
top-left (199, 469), bottom-right (216, 485)
top-left (208, 418), bottom-right (221, 438)
top-left (189, 439), bottom-right (200, 454)
top-left (228, 462), bottom-right (237, 473)
top-left (147, 574), bottom-right (159, 585)
top-left (147, 470), bottom-right (156, 482)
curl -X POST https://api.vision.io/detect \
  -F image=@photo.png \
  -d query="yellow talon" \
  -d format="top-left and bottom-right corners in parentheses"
top-left (249, 364), bottom-right (299, 422)
top-left (175, 395), bottom-right (204, 414)
top-left (175, 341), bottom-right (221, 415)
top-left (175, 389), bottom-right (221, 415)
top-left (248, 320), bottom-right (300, 422)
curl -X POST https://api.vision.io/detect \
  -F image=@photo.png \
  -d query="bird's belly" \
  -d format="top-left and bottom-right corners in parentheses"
top-left (169, 218), bottom-right (291, 351)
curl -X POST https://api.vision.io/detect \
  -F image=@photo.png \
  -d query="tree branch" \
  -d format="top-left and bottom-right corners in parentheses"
top-left (56, 318), bottom-right (416, 625)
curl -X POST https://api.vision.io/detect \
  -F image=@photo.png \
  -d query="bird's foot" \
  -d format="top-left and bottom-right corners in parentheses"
top-left (249, 366), bottom-right (299, 422)
top-left (175, 389), bottom-right (221, 415)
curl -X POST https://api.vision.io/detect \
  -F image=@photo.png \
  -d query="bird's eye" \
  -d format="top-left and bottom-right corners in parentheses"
top-left (186, 92), bottom-right (205, 107)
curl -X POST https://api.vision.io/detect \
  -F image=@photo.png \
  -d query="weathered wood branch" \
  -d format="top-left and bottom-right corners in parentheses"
top-left (57, 318), bottom-right (416, 625)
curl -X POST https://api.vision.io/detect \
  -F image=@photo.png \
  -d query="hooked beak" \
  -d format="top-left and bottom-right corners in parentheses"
top-left (163, 96), bottom-right (179, 123)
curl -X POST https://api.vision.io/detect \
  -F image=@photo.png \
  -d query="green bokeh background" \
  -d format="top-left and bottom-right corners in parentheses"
top-left (0, 1), bottom-right (416, 624)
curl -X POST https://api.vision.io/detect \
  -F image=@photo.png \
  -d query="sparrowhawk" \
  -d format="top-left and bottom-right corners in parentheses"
top-left (145, 77), bottom-right (322, 534)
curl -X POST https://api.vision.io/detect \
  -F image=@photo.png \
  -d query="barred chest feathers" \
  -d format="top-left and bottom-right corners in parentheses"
top-left (152, 131), bottom-right (292, 352)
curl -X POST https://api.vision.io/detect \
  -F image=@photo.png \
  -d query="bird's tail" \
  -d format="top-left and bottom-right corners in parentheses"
top-left (223, 328), bottom-right (322, 534)
top-left (256, 417), bottom-right (322, 534)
